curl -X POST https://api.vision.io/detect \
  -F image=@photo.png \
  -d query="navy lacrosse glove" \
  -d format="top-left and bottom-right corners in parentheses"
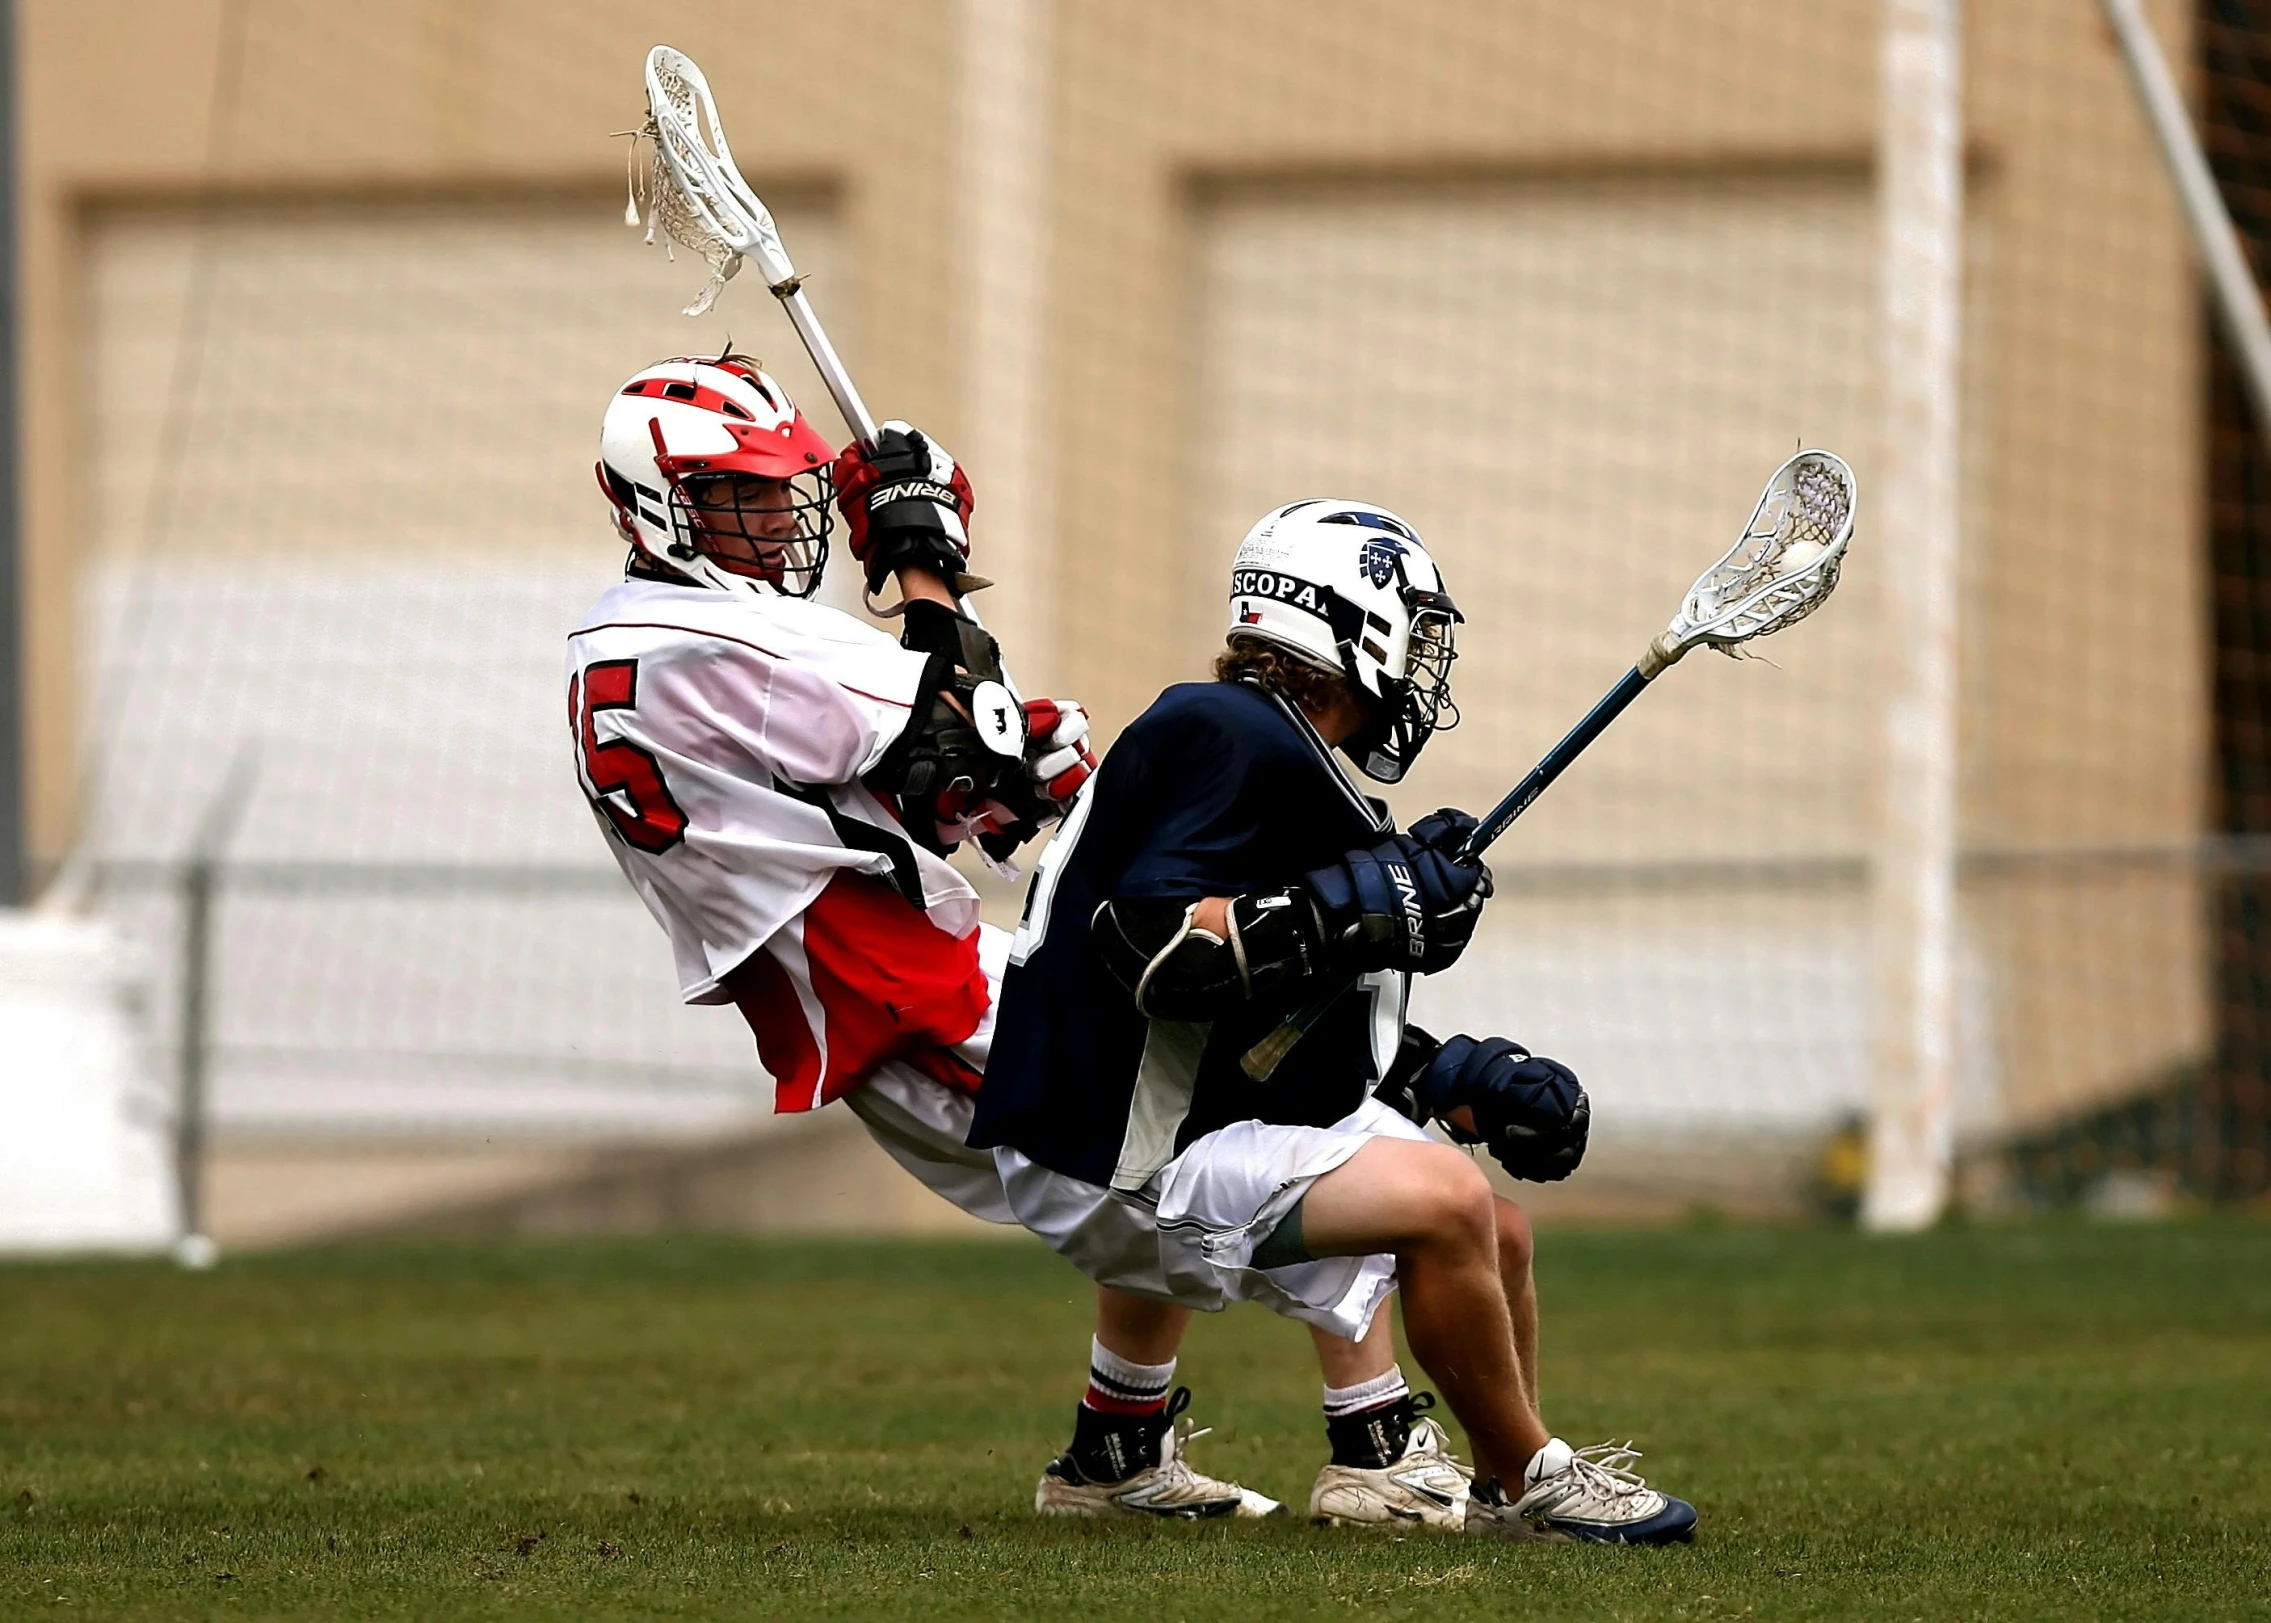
top-left (1419, 1033), bottom-right (1590, 1183)
top-left (1406, 805), bottom-right (1481, 860)
top-left (1303, 829), bottom-right (1491, 976)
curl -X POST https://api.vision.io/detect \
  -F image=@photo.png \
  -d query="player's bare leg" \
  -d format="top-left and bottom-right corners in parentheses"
top-left (1495, 1195), bottom-right (1541, 1414)
top-left (1299, 1142), bottom-right (1693, 1543)
top-left (1303, 1301), bottom-right (1470, 1529)
top-left (1308, 1310), bottom-right (1394, 1388)
top-left (1096, 1285), bottom-right (1189, 1364)
top-left (1298, 1137), bottom-right (1548, 1485)
top-left (1307, 1197), bottom-right (1533, 1405)
top-left (1034, 1287), bottom-right (1284, 1519)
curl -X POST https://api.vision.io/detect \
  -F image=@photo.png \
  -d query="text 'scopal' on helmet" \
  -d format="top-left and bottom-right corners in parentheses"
top-left (596, 354), bottom-right (838, 599)
top-left (1228, 499), bottom-right (1462, 783)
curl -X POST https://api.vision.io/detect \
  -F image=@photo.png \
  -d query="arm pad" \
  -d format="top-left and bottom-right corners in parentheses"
top-left (865, 646), bottom-right (1019, 851)
top-left (899, 598), bottom-right (1005, 680)
top-left (1093, 890), bottom-right (1330, 1020)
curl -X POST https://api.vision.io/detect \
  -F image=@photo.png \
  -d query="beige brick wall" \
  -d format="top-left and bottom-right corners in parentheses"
top-left (20, 0), bottom-right (2211, 1139)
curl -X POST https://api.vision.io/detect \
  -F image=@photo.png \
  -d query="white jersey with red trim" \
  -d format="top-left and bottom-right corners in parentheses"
top-left (567, 577), bottom-right (992, 1111)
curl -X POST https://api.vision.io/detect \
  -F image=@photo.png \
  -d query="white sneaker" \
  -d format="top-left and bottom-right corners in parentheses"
top-left (1035, 1391), bottom-right (1285, 1520)
top-left (1309, 1409), bottom-right (1471, 1531)
top-left (1471, 1438), bottom-right (1697, 1545)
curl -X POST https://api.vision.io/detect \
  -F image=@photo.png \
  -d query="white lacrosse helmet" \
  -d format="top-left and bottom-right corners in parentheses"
top-left (1227, 499), bottom-right (1462, 783)
top-left (596, 352), bottom-right (837, 598)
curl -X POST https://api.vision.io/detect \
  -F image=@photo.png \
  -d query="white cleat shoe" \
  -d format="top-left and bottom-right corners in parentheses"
top-left (1035, 1390), bottom-right (1286, 1520)
top-left (1309, 1406), bottom-right (1472, 1531)
top-left (1468, 1438), bottom-right (1698, 1545)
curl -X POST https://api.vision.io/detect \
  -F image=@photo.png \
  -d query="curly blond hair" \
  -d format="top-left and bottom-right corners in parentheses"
top-left (1213, 634), bottom-right (1352, 714)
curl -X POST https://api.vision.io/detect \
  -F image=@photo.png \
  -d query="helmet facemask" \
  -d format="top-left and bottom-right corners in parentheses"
top-left (666, 467), bottom-right (833, 600)
top-left (1344, 588), bottom-right (1462, 783)
top-left (1224, 498), bottom-right (1461, 783)
top-left (600, 354), bottom-right (840, 602)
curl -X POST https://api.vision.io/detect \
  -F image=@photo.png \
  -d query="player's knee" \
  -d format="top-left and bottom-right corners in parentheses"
top-left (1494, 1196), bottom-right (1535, 1276)
top-left (1412, 1148), bottom-right (1496, 1251)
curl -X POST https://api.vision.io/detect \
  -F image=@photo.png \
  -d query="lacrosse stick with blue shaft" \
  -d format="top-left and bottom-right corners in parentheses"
top-left (1239, 448), bottom-right (1858, 1082)
top-left (632, 46), bottom-right (1005, 618)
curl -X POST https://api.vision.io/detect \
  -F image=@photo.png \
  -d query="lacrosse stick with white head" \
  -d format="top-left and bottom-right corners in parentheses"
top-left (634, 45), bottom-right (878, 445)
top-left (1240, 448), bottom-right (1857, 1081)
top-left (630, 45), bottom-right (1047, 874)
top-left (1454, 447), bottom-right (1856, 860)
top-left (630, 45), bottom-right (1027, 670)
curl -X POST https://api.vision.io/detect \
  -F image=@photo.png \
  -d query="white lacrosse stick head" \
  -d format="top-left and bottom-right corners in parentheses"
top-left (1645, 449), bottom-right (1856, 674)
top-left (638, 46), bottom-right (796, 314)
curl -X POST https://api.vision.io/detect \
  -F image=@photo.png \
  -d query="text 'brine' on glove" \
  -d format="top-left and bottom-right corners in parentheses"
top-left (832, 421), bottom-right (978, 601)
top-left (1302, 819), bottom-right (1491, 977)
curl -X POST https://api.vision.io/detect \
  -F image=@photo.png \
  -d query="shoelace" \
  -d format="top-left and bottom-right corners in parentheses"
top-left (1156, 1387), bottom-right (1213, 1476)
top-left (1563, 1441), bottom-right (1651, 1500)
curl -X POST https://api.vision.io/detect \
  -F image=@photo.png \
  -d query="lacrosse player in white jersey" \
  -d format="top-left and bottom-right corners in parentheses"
top-left (567, 350), bottom-right (1286, 1520)
top-left (972, 500), bottom-right (1699, 1543)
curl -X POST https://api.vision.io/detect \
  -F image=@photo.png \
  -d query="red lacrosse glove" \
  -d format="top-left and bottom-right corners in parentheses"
top-left (831, 420), bottom-right (975, 596)
top-left (1022, 698), bottom-right (1096, 805)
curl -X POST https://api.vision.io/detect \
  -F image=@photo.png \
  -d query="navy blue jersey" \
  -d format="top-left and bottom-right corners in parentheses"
top-left (969, 679), bottom-right (1408, 1188)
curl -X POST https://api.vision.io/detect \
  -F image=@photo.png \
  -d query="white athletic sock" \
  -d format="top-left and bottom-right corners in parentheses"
top-left (1084, 1336), bottom-right (1176, 1415)
top-left (1321, 1364), bottom-right (1409, 1418)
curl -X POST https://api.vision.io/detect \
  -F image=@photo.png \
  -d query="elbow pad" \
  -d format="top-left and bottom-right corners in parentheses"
top-left (865, 646), bottom-right (1023, 851)
top-left (1093, 890), bottom-right (1330, 1021)
top-left (1372, 1024), bottom-right (1443, 1125)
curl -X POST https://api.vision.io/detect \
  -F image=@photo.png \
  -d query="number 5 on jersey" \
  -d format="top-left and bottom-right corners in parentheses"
top-left (572, 659), bottom-right (689, 854)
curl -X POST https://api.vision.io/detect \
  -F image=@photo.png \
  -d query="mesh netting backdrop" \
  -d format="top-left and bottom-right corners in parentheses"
top-left (52, 0), bottom-right (2267, 1204)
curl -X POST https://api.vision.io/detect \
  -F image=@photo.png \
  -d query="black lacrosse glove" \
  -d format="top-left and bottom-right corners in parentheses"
top-left (1417, 1033), bottom-right (1590, 1183)
top-left (1302, 829), bottom-right (1491, 976)
top-left (832, 421), bottom-right (976, 597)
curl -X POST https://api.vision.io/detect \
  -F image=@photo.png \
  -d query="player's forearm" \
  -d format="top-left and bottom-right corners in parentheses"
top-left (895, 565), bottom-right (960, 611)
top-left (1092, 892), bottom-right (1331, 1021)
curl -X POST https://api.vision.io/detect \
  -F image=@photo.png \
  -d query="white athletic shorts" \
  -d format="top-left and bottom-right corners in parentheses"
top-left (990, 1097), bottom-right (1430, 1342)
top-left (844, 1062), bottom-right (1018, 1226)
top-left (837, 921), bottom-right (1018, 1226)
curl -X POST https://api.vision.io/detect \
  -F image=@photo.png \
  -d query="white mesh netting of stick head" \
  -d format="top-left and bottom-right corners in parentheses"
top-left (632, 46), bottom-right (795, 317)
top-left (1647, 449), bottom-right (1856, 673)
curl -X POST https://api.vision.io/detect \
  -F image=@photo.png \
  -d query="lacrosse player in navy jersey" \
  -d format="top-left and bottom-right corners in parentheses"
top-left (972, 500), bottom-right (1697, 1543)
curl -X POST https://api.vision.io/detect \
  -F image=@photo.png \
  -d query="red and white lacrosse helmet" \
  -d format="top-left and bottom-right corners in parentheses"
top-left (596, 352), bottom-right (838, 599)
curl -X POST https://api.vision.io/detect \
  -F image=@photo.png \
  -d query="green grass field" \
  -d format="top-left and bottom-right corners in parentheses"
top-left (4, 1221), bottom-right (2268, 1621)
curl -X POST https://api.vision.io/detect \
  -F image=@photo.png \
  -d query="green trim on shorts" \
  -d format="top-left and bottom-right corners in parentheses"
top-left (1248, 1200), bottom-right (1315, 1269)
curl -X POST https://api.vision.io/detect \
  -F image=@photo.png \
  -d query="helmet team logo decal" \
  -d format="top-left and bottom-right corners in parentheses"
top-left (1359, 535), bottom-right (1407, 590)
top-left (1230, 568), bottom-right (1337, 623)
top-left (1223, 497), bottom-right (1459, 786)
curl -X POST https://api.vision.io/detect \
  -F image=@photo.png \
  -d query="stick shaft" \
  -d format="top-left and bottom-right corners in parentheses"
top-left (777, 286), bottom-right (879, 447)
top-left (1242, 660), bottom-right (1659, 1081)
top-left (1458, 665), bottom-right (1653, 860)
top-left (772, 276), bottom-right (1021, 698)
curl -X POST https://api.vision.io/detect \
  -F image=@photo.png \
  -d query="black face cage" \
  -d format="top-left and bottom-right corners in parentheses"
top-left (666, 467), bottom-right (835, 599)
top-left (1404, 605), bottom-right (1460, 735)
top-left (1349, 601), bottom-right (1460, 784)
